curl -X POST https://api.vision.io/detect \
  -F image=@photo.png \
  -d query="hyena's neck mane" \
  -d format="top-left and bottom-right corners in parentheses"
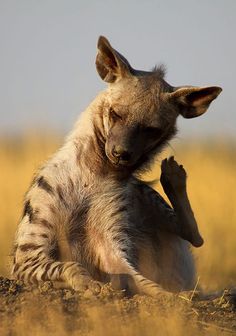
top-left (65, 92), bottom-right (125, 179)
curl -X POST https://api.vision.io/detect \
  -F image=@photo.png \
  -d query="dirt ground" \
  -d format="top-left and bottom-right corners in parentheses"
top-left (0, 277), bottom-right (236, 336)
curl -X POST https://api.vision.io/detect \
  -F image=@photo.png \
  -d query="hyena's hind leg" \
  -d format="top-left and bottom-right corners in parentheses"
top-left (96, 238), bottom-right (171, 298)
top-left (107, 257), bottom-right (171, 298)
top-left (13, 247), bottom-right (100, 292)
top-left (12, 218), bottom-right (100, 292)
top-left (160, 156), bottom-right (203, 247)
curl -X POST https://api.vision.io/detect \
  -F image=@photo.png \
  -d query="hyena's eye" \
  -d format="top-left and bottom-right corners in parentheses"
top-left (109, 107), bottom-right (122, 121)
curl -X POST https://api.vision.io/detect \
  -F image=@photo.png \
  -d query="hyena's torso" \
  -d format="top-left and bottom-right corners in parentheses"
top-left (13, 102), bottom-right (194, 294)
top-left (13, 36), bottom-right (221, 296)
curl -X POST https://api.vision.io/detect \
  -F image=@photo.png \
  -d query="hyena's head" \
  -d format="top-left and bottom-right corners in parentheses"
top-left (95, 36), bottom-right (222, 172)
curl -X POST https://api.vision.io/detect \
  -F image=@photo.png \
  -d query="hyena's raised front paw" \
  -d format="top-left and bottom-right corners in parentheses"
top-left (160, 156), bottom-right (187, 197)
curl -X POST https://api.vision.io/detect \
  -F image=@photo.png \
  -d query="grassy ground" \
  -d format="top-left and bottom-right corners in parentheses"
top-left (0, 134), bottom-right (235, 335)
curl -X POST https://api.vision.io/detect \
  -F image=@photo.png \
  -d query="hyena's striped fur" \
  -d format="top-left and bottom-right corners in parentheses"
top-left (12, 36), bottom-right (222, 296)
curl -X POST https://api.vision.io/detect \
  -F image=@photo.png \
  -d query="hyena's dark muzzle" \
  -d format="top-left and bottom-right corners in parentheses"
top-left (111, 144), bottom-right (133, 165)
top-left (106, 142), bottom-right (136, 167)
top-left (105, 126), bottom-right (147, 167)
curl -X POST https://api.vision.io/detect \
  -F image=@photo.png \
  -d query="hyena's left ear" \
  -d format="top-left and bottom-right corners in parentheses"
top-left (96, 36), bottom-right (132, 83)
top-left (169, 86), bottom-right (222, 118)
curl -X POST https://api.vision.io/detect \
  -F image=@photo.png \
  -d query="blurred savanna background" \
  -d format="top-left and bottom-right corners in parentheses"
top-left (0, 0), bottom-right (236, 335)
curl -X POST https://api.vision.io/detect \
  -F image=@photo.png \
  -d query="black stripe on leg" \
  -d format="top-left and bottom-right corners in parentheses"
top-left (41, 261), bottom-right (55, 281)
top-left (54, 263), bottom-right (64, 278)
top-left (23, 200), bottom-right (34, 221)
top-left (50, 263), bottom-right (61, 278)
top-left (20, 259), bottom-right (40, 273)
top-left (40, 233), bottom-right (49, 239)
top-left (56, 185), bottom-right (67, 206)
top-left (23, 200), bottom-right (39, 223)
top-left (19, 243), bottom-right (43, 252)
top-left (37, 176), bottom-right (54, 195)
top-left (13, 263), bottom-right (20, 273)
top-left (36, 218), bottom-right (54, 230)
top-left (27, 263), bottom-right (43, 281)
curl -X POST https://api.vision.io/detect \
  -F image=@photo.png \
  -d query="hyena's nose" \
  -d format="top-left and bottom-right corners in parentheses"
top-left (112, 145), bottom-right (131, 162)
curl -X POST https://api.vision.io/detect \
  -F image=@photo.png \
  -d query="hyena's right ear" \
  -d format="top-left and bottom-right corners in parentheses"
top-left (96, 36), bottom-right (132, 83)
top-left (169, 86), bottom-right (222, 118)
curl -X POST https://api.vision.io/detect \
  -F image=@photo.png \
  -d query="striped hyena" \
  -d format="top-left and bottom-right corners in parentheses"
top-left (12, 36), bottom-right (222, 296)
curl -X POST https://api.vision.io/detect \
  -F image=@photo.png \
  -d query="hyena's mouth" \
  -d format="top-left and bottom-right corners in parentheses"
top-left (106, 151), bottom-right (135, 168)
top-left (108, 156), bottom-right (134, 168)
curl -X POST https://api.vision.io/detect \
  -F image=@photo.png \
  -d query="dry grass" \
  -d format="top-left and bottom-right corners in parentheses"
top-left (0, 133), bottom-right (235, 335)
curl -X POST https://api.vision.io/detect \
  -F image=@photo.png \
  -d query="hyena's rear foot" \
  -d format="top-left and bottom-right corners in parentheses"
top-left (63, 263), bottom-right (102, 294)
top-left (137, 280), bottom-right (173, 299)
top-left (160, 156), bottom-right (204, 247)
top-left (141, 284), bottom-right (173, 299)
top-left (129, 269), bottom-right (172, 298)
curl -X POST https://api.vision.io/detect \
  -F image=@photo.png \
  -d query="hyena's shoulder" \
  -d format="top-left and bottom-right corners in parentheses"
top-left (19, 148), bottom-right (90, 232)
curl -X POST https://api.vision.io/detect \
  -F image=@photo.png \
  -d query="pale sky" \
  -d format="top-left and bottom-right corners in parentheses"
top-left (0, 0), bottom-right (235, 138)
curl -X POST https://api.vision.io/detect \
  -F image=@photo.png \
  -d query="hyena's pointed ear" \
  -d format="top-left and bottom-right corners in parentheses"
top-left (169, 86), bottom-right (222, 118)
top-left (96, 36), bottom-right (132, 83)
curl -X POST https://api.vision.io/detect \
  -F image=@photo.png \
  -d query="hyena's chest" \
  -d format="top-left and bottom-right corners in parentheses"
top-left (65, 185), bottom-right (132, 275)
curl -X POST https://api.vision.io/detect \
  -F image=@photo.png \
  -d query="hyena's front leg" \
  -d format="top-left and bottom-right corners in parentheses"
top-left (160, 156), bottom-right (203, 247)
